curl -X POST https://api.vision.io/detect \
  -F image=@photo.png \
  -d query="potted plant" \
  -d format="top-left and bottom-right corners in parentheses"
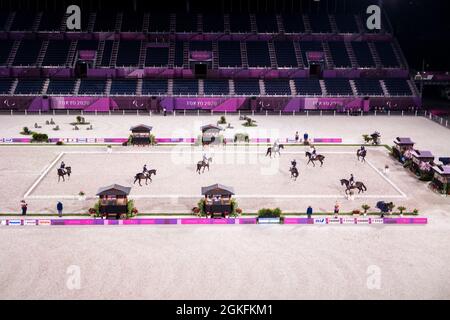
top-left (235, 208), bottom-right (243, 216)
top-left (218, 115), bottom-right (227, 124)
top-left (78, 191), bottom-right (86, 201)
top-left (257, 208), bottom-right (282, 224)
top-left (361, 204), bottom-right (371, 216)
top-left (397, 206), bottom-right (406, 217)
top-left (412, 208), bottom-right (419, 216)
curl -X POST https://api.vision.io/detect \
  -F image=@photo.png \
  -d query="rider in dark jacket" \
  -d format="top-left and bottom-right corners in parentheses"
top-left (349, 174), bottom-right (355, 186)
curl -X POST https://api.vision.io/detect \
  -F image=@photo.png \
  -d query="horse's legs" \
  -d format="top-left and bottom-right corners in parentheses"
top-left (320, 160), bottom-right (323, 167)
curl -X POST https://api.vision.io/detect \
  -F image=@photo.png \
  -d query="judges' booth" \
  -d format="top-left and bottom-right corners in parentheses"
top-left (201, 183), bottom-right (234, 218)
top-left (201, 124), bottom-right (221, 145)
top-left (392, 137), bottom-right (415, 162)
top-left (432, 165), bottom-right (450, 195)
top-left (96, 184), bottom-right (131, 219)
top-left (410, 150), bottom-right (435, 179)
top-left (130, 124), bottom-right (153, 146)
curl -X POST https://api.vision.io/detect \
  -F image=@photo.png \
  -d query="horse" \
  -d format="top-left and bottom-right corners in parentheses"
top-left (305, 151), bottom-right (325, 167)
top-left (357, 149), bottom-right (367, 162)
top-left (196, 157), bottom-right (213, 174)
top-left (134, 169), bottom-right (157, 186)
top-left (340, 179), bottom-right (367, 194)
top-left (57, 167), bottom-right (71, 182)
top-left (289, 166), bottom-right (299, 181)
top-left (265, 144), bottom-right (284, 158)
top-left (370, 132), bottom-right (381, 145)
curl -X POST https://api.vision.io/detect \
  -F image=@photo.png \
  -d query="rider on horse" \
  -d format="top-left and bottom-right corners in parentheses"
top-left (60, 161), bottom-right (66, 173)
top-left (203, 153), bottom-right (208, 163)
top-left (349, 173), bottom-right (355, 186)
top-left (291, 159), bottom-right (297, 168)
top-left (143, 164), bottom-right (148, 173)
top-left (309, 145), bottom-right (317, 160)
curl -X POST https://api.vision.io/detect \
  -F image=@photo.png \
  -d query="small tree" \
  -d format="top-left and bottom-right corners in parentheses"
top-left (218, 116), bottom-right (227, 124)
top-left (361, 204), bottom-right (371, 214)
top-left (76, 116), bottom-right (82, 124)
top-left (397, 206), bottom-right (407, 215)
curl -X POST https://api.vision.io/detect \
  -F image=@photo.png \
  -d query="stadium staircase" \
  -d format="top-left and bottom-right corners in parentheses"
top-left (142, 13), bottom-right (150, 33)
top-left (319, 80), bottom-right (328, 96)
top-left (115, 13), bottom-right (123, 32)
top-left (138, 41), bottom-right (146, 68)
top-left (109, 40), bottom-right (119, 67)
top-left (276, 15), bottom-right (284, 33)
top-left (197, 13), bottom-right (202, 33)
top-left (198, 79), bottom-right (204, 96)
top-left (87, 13), bottom-right (96, 32)
top-left (289, 80), bottom-right (297, 96)
top-left (9, 78), bottom-right (18, 95)
top-left (268, 41), bottom-right (277, 69)
top-left (259, 79), bottom-right (266, 95)
top-left (170, 14), bottom-right (176, 33)
top-left (104, 78), bottom-right (112, 95)
top-left (240, 42), bottom-right (248, 69)
top-left (223, 14), bottom-right (231, 33)
top-left (42, 78), bottom-right (50, 94)
top-left (61, 11), bottom-right (70, 31)
top-left (66, 40), bottom-right (78, 67)
top-left (182, 42), bottom-right (189, 68)
top-left (349, 80), bottom-right (358, 96)
top-left (408, 80), bottom-right (420, 96)
top-left (212, 41), bottom-right (219, 69)
top-left (36, 40), bottom-right (49, 67)
top-left (380, 80), bottom-right (390, 96)
top-left (329, 15), bottom-right (338, 33)
top-left (354, 15), bottom-right (365, 34)
top-left (167, 79), bottom-right (173, 95)
top-left (293, 41), bottom-right (305, 68)
top-left (73, 79), bottom-right (81, 95)
top-left (303, 15), bottom-right (312, 33)
top-left (229, 79), bottom-right (235, 95)
top-left (6, 40), bottom-right (20, 67)
top-left (345, 41), bottom-right (358, 68)
top-left (250, 14), bottom-right (257, 33)
top-left (322, 42), bottom-right (334, 69)
top-left (168, 41), bottom-right (175, 68)
top-left (136, 78), bottom-right (143, 95)
top-left (392, 39), bottom-right (407, 69)
top-left (95, 41), bottom-right (105, 67)
top-left (4, 12), bottom-right (15, 32)
top-left (33, 12), bottom-right (43, 32)
top-left (368, 43), bottom-right (382, 68)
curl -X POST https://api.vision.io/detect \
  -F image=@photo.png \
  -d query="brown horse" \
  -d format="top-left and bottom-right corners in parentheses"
top-left (305, 151), bottom-right (325, 167)
top-left (57, 167), bottom-right (71, 182)
top-left (340, 179), bottom-right (367, 194)
top-left (357, 149), bottom-right (367, 162)
top-left (196, 157), bottom-right (213, 174)
top-left (134, 169), bottom-right (157, 186)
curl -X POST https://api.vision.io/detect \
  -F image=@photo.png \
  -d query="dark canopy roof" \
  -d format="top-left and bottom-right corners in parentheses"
top-left (201, 184), bottom-right (235, 196)
top-left (411, 150), bottom-right (434, 159)
top-left (394, 137), bottom-right (415, 145)
top-left (201, 124), bottom-right (221, 132)
top-left (96, 184), bottom-right (131, 196)
top-left (130, 124), bottom-right (153, 133)
top-left (432, 165), bottom-right (450, 175)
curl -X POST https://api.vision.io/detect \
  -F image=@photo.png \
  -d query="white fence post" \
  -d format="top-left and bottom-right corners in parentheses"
top-left (374, 110), bottom-right (377, 116)
top-left (38, 109), bottom-right (41, 116)
top-left (307, 110), bottom-right (309, 117)
top-left (197, 109), bottom-right (199, 117)
top-left (24, 109), bottom-right (27, 116)
top-left (123, 110), bottom-right (125, 115)
top-left (333, 110), bottom-right (336, 116)
top-left (95, 110), bottom-right (97, 116)
top-left (320, 110), bottom-right (322, 116)
top-left (388, 110), bottom-right (391, 116)
top-left (53, 109), bottom-right (55, 116)
top-left (265, 110), bottom-right (268, 116)
top-left (401, 110), bottom-right (404, 116)
top-left (10, 109), bottom-right (13, 116)
top-left (293, 110), bottom-right (295, 116)
top-left (252, 110), bottom-right (255, 116)
top-left (347, 110), bottom-right (349, 116)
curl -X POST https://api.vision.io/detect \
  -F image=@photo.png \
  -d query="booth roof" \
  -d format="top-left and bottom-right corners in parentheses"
top-left (433, 165), bottom-right (450, 175)
top-left (411, 150), bottom-right (434, 158)
top-left (394, 137), bottom-right (415, 145)
top-left (201, 124), bottom-right (221, 132)
top-left (96, 184), bottom-right (131, 196)
top-left (130, 124), bottom-right (153, 132)
top-left (201, 183), bottom-right (235, 196)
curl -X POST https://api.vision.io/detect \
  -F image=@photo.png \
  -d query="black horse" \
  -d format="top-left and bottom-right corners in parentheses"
top-left (265, 144), bottom-right (284, 158)
top-left (57, 167), bottom-right (71, 182)
top-left (289, 167), bottom-right (299, 180)
top-left (340, 179), bottom-right (367, 194)
top-left (305, 151), bottom-right (325, 167)
top-left (357, 149), bottom-right (367, 162)
top-left (196, 157), bottom-right (213, 174)
top-left (134, 169), bottom-right (157, 186)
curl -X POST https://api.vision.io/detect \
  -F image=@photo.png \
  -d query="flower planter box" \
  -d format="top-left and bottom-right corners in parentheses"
top-left (257, 217), bottom-right (281, 224)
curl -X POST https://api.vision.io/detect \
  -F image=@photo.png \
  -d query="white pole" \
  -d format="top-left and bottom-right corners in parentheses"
top-left (374, 110), bottom-right (377, 116)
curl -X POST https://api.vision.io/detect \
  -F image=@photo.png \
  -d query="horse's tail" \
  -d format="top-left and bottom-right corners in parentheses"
top-left (362, 183), bottom-right (367, 191)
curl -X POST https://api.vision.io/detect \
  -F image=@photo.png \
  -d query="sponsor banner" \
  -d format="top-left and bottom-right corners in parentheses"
top-left (180, 218), bottom-right (235, 224)
top-left (7, 219), bottom-right (22, 226)
top-left (327, 218), bottom-right (341, 224)
top-left (412, 218), bottom-right (428, 224)
top-left (307, 51), bottom-right (325, 62)
top-left (356, 218), bottom-right (370, 224)
top-left (0, 220), bottom-right (7, 226)
top-left (23, 219), bottom-right (37, 226)
top-left (313, 138), bottom-right (342, 143)
top-left (51, 220), bottom-right (66, 225)
top-left (370, 218), bottom-right (384, 224)
top-left (283, 218), bottom-right (311, 224)
top-left (238, 218), bottom-right (258, 224)
top-left (258, 218), bottom-right (281, 224)
top-left (342, 218), bottom-right (356, 224)
top-left (313, 217), bottom-right (327, 225)
top-left (78, 50), bottom-right (96, 60)
top-left (190, 51), bottom-right (212, 61)
top-left (38, 219), bottom-right (52, 226)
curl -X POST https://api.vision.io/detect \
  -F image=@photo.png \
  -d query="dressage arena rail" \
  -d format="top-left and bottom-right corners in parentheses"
top-left (0, 217), bottom-right (428, 226)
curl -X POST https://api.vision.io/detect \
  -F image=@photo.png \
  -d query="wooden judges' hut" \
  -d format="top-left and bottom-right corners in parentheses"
top-left (201, 183), bottom-right (235, 217)
top-left (201, 124), bottom-right (221, 145)
top-left (432, 165), bottom-right (450, 195)
top-left (410, 150), bottom-right (435, 179)
top-left (96, 184), bottom-right (131, 219)
top-left (392, 137), bottom-right (415, 162)
top-left (130, 124), bottom-right (153, 146)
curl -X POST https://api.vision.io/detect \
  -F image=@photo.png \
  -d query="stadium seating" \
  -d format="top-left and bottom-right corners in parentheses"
top-left (42, 40), bottom-right (71, 66)
top-left (172, 79), bottom-right (199, 95)
top-left (47, 79), bottom-right (76, 94)
top-left (281, 14), bottom-right (305, 33)
top-left (324, 79), bottom-right (353, 96)
top-left (13, 40), bottom-right (42, 66)
top-left (0, 78), bottom-right (14, 94)
top-left (145, 47), bottom-right (169, 67)
top-left (374, 42), bottom-right (400, 68)
top-left (255, 14), bottom-right (278, 33)
top-left (384, 79), bottom-right (412, 96)
top-left (76, 40), bottom-right (99, 51)
top-left (246, 41), bottom-right (271, 68)
top-left (189, 41), bottom-right (212, 51)
top-left (99, 41), bottom-right (113, 67)
top-left (141, 79), bottom-right (168, 95)
top-left (110, 79), bottom-right (138, 95)
top-left (335, 15), bottom-right (359, 33)
top-left (148, 14), bottom-right (170, 32)
top-left (94, 12), bottom-right (117, 31)
top-left (116, 41), bottom-right (141, 67)
top-left (309, 14), bottom-right (331, 33)
top-left (10, 12), bottom-right (35, 31)
top-left (203, 79), bottom-right (229, 95)
top-left (0, 12), bottom-right (9, 31)
top-left (328, 41), bottom-right (351, 68)
top-left (264, 79), bottom-right (291, 95)
top-left (274, 41), bottom-right (298, 68)
top-left (38, 11), bottom-right (64, 31)
top-left (78, 79), bottom-right (106, 95)
top-left (229, 14), bottom-right (251, 33)
top-left (293, 78), bottom-right (322, 95)
top-left (176, 13), bottom-right (197, 33)
top-left (0, 40), bottom-right (13, 65)
top-left (14, 79), bottom-right (44, 94)
top-left (299, 41), bottom-right (323, 66)
top-left (234, 79), bottom-right (260, 95)
top-left (218, 41), bottom-right (241, 67)
top-left (121, 11), bottom-right (144, 32)
top-left (354, 79), bottom-right (384, 96)
top-left (202, 14), bottom-right (224, 33)
top-left (174, 41), bottom-right (185, 67)
top-left (351, 42), bottom-right (375, 68)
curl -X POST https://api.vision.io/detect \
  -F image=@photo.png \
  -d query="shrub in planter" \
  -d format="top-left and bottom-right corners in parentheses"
top-left (53, 125), bottom-right (60, 131)
top-left (31, 132), bottom-right (48, 143)
top-left (234, 133), bottom-right (249, 143)
top-left (127, 199), bottom-right (138, 218)
top-left (192, 207), bottom-right (201, 215)
top-left (218, 116), bottom-right (227, 124)
top-left (412, 208), bottom-right (419, 215)
top-left (361, 204), bottom-right (371, 215)
top-left (235, 208), bottom-right (242, 215)
top-left (397, 206), bottom-right (406, 215)
top-left (149, 134), bottom-right (157, 145)
top-left (257, 207), bottom-right (282, 218)
top-left (387, 202), bottom-right (396, 213)
top-left (56, 141), bottom-right (64, 145)
top-left (21, 127), bottom-right (32, 135)
top-left (230, 198), bottom-right (239, 217)
top-left (197, 198), bottom-right (207, 216)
